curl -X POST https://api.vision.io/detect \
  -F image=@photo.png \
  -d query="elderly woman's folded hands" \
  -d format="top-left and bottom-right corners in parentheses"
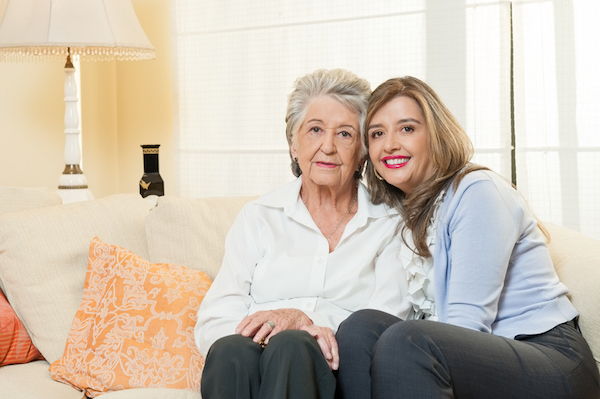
top-left (235, 308), bottom-right (339, 370)
top-left (235, 308), bottom-right (313, 343)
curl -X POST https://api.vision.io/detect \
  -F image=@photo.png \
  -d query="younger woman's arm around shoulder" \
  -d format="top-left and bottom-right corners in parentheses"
top-left (194, 204), bottom-right (264, 357)
top-left (442, 175), bottom-right (523, 333)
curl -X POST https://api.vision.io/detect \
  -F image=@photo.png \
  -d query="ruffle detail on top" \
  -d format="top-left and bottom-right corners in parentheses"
top-left (401, 190), bottom-right (446, 321)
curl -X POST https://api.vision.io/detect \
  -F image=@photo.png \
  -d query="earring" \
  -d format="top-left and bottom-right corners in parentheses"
top-left (374, 169), bottom-right (384, 181)
top-left (292, 157), bottom-right (302, 176)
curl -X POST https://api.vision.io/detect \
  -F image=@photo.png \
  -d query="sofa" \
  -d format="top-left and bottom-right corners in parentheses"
top-left (0, 186), bottom-right (598, 398)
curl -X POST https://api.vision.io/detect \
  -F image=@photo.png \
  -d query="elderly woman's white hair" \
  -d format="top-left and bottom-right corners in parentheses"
top-left (285, 68), bottom-right (371, 177)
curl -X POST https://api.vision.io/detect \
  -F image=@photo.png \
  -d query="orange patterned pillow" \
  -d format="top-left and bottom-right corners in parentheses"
top-left (0, 290), bottom-right (44, 366)
top-left (50, 237), bottom-right (212, 397)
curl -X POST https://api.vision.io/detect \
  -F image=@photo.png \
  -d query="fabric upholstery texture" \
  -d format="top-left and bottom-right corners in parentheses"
top-left (0, 186), bottom-right (61, 215)
top-left (0, 363), bottom-right (201, 399)
top-left (146, 196), bottom-right (255, 278)
top-left (101, 388), bottom-right (201, 399)
top-left (0, 194), bottom-right (158, 363)
top-left (0, 291), bottom-right (44, 366)
top-left (546, 223), bottom-right (600, 369)
top-left (0, 185), bottom-right (59, 365)
top-left (0, 360), bottom-right (82, 399)
top-left (50, 237), bottom-right (211, 398)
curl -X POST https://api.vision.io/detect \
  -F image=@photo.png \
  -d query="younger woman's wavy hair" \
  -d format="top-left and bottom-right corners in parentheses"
top-left (285, 69), bottom-right (371, 177)
top-left (364, 76), bottom-right (486, 257)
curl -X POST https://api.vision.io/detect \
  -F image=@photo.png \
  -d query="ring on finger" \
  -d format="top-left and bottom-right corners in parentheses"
top-left (265, 320), bottom-right (275, 329)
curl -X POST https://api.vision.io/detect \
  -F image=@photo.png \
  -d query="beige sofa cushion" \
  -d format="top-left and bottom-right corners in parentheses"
top-left (547, 223), bottom-right (600, 369)
top-left (0, 360), bottom-right (81, 399)
top-left (102, 388), bottom-right (201, 399)
top-left (0, 361), bottom-right (201, 399)
top-left (0, 186), bottom-right (61, 214)
top-left (0, 186), bottom-right (62, 294)
top-left (146, 196), bottom-right (254, 278)
top-left (0, 194), bottom-right (157, 364)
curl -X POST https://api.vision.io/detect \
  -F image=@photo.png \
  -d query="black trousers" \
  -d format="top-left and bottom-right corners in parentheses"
top-left (201, 330), bottom-right (336, 399)
top-left (336, 309), bottom-right (600, 399)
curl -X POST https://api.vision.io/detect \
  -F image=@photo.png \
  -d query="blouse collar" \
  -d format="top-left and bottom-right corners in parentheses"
top-left (255, 176), bottom-right (398, 235)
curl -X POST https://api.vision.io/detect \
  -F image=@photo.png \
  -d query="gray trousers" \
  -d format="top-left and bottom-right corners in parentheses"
top-left (336, 309), bottom-right (600, 399)
top-left (201, 330), bottom-right (336, 399)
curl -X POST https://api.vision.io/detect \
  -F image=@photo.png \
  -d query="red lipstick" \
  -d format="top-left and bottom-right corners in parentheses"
top-left (381, 155), bottom-right (410, 169)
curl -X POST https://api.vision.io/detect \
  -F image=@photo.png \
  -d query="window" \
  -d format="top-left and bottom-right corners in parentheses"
top-left (172, 0), bottom-right (600, 239)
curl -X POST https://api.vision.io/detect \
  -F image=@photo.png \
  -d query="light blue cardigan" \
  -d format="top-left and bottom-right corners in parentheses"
top-left (432, 170), bottom-right (577, 338)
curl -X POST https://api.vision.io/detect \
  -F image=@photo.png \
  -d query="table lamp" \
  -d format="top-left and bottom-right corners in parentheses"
top-left (0, 0), bottom-right (155, 203)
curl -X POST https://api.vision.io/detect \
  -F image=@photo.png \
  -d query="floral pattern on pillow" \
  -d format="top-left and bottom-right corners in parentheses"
top-left (50, 237), bottom-right (212, 397)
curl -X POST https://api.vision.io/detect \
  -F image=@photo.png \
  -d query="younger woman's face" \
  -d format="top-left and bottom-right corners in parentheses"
top-left (367, 96), bottom-right (434, 194)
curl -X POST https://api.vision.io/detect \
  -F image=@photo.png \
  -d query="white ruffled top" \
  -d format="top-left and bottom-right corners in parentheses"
top-left (401, 190), bottom-right (446, 321)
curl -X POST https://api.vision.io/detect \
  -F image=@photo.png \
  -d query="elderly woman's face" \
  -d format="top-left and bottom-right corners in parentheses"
top-left (291, 96), bottom-right (361, 190)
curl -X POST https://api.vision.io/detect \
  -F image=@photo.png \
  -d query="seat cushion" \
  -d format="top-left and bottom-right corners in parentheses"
top-left (0, 194), bottom-right (158, 364)
top-left (0, 362), bottom-right (201, 399)
top-left (101, 388), bottom-right (201, 399)
top-left (0, 360), bottom-right (82, 399)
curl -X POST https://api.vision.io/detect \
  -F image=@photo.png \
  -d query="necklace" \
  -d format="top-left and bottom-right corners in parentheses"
top-left (301, 188), bottom-right (358, 241)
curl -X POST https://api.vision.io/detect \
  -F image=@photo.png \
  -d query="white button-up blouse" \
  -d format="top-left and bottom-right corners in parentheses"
top-left (194, 177), bottom-right (410, 356)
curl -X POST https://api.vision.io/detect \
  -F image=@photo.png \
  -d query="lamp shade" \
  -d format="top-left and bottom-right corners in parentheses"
top-left (0, 0), bottom-right (155, 60)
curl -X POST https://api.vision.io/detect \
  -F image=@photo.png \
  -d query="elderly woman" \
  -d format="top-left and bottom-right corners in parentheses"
top-left (336, 76), bottom-right (600, 398)
top-left (194, 69), bottom-right (405, 399)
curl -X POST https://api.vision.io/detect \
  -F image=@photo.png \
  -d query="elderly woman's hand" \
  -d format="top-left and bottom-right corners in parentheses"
top-left (235, 308), bottom-right (313, 344)
top-left (300, 325), bottom-right (339, 370)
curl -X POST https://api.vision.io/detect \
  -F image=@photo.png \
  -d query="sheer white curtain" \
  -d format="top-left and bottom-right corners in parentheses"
top-left (172, 0), bottom-right (599, 239)
top-left (513, 0), bottom-right (600, 239)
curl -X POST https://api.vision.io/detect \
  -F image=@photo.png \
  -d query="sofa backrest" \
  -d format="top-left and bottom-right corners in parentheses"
top-left (0, 186), bottom-right (62, 215)
top-left (0, 194), bottom-right (158, 363)
top-left (145, 195), bottom-right (256, 279)
top-left (546, 223), bottom-right (600, 370)
top-left (0, 186), bottom-right (63, 295)
top-left (1, 191), bottom-right (597, 371)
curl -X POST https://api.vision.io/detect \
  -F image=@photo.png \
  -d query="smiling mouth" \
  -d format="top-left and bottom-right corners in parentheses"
top-left (381, 156), bottom-right (410, 168)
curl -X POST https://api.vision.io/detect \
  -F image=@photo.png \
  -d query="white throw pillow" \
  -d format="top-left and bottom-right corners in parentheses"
top-left (0, 194), bottom-right (158, 363)
top-left (145, 196), bottom-right (254, 278)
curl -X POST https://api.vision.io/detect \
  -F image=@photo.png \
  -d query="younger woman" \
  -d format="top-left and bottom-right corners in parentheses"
top-left (336, 76), bottom-right (599, 398)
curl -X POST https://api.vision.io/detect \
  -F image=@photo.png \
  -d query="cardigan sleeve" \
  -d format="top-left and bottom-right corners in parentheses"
top-left (443, 179), bottom-right (522, 333)
top-left (194, 204), bottom-right (263, 357)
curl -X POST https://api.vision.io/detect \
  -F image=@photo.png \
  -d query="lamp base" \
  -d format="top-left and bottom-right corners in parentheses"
top-left (58, 164), bottom-right (93, 203)
top-left (57, 187), bottom-right (94, 204)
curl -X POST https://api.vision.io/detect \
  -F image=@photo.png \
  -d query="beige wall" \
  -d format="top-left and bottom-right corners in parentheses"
top-left (0, 0), bottom-right (174, 199)
top-left (116, 0), bottom-right (175, 196)
top-left (0, 60), bottom-right (67, 190)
